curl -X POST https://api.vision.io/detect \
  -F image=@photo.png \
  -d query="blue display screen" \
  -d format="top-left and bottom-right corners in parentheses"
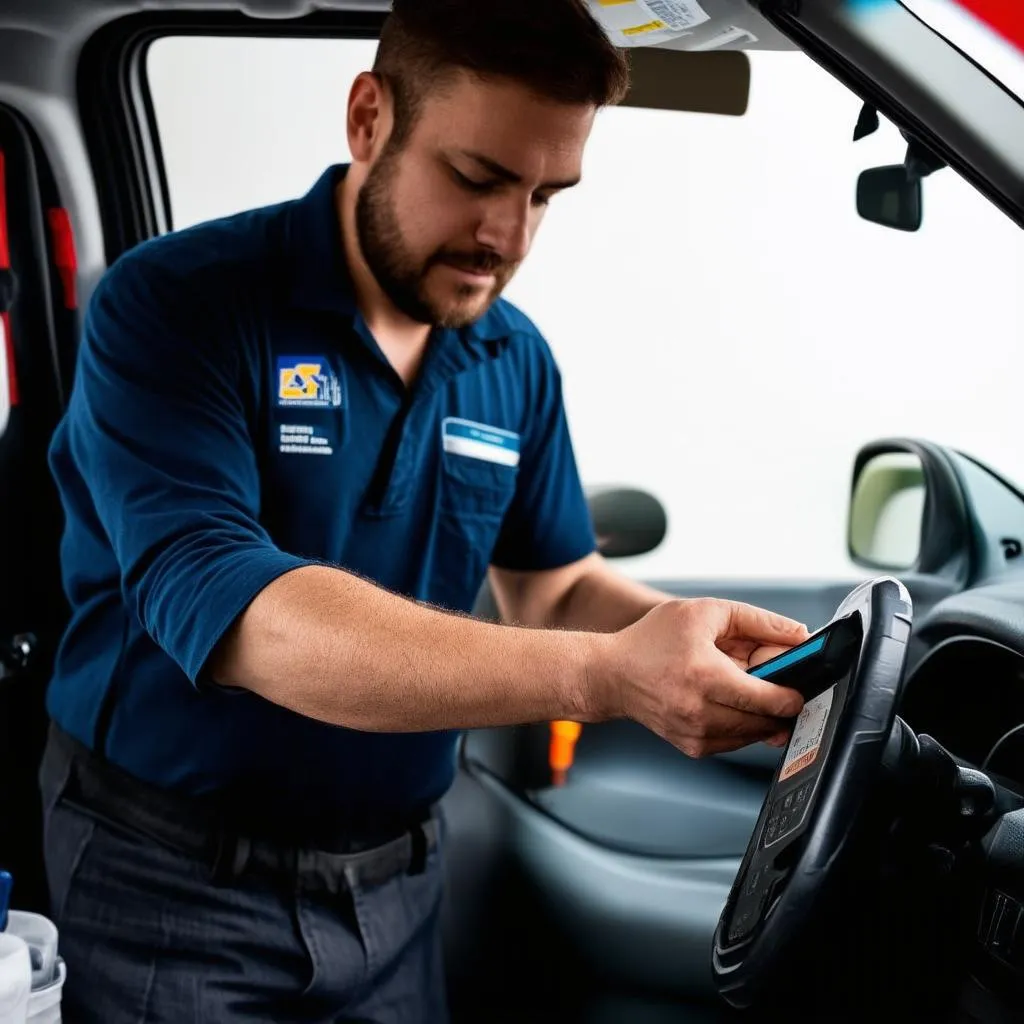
top-left (749, 632), bottom-right (828, 679)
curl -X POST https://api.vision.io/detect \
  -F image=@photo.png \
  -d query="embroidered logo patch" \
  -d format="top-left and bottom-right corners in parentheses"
top-left (277, 356), bottom-right (342, 408)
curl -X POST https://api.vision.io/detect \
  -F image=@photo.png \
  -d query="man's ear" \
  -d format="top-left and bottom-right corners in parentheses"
top-left (346, 71), bottom-right (393, 164)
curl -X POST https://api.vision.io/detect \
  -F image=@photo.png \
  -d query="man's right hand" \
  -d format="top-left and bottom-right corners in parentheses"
top-left (592, 599), bottom-right (808, 758)
top-left (216, 568), bottom-right (808, 742)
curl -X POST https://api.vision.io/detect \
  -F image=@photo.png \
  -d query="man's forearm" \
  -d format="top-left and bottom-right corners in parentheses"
top-left (210, 565), bottom-right (608, 732)
top-left (546, 561), bottom-right (668, 632)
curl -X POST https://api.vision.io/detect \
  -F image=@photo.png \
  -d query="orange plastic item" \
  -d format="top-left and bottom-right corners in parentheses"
top-left (549, 720), bottom-right (583, 786)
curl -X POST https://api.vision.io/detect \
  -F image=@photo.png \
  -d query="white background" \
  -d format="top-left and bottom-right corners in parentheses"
top-left (147, 36), bottom-right (1024, 582)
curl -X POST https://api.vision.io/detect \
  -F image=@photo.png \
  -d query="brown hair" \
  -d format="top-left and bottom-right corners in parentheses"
top-left (374, 0), bottom-right (630, 145)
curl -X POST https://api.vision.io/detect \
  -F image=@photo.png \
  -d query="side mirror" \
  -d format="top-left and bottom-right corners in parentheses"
top-left (856, 166), bottom-right (922, 232)
top-left (587, 486), bottom-right (667, 559)
top-left (848, 439), bottom-right (970, 579)
top-left (849, 451), bottom-right (925, 570)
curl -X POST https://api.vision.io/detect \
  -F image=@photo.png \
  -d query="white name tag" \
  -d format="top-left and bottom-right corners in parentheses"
top-left (442, 417), bottom-right (520, 467)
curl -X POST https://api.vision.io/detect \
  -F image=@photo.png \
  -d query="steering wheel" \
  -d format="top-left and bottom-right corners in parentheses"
top-left (712, 576), bottom-right (913, 1008)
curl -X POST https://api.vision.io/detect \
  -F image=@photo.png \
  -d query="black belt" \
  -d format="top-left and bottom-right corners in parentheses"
top-left (43, 724), bottom-right (438, 891)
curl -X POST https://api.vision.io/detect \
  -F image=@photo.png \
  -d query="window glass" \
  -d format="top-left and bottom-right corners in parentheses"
top-left (147, 37), bottom-right (1024, 579)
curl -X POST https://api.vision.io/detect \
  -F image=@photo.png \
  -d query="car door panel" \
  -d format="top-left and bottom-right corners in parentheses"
top-left (444, 572), bottom-right (955, 1015)
top-left (464, 720), bottom-right (772, 859)
top-left (474, 767), bottom-right (741, 990)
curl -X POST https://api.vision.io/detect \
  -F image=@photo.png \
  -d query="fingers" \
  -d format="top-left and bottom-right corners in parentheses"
top-left (722, 602), bottom-right (808, 647)
top-left (670, 711), bottom-right (793, 758)
top-left (619, 598), bottom-right (809, 761)
top-left (706, 653), bottom-right (805, 718)
top-left (673, 716), bottom-right (791, 758)
top-left (677, 736), bottom-right (757, 758)
top-left (699, 703), bottom-right (790, 741)
top-left (747, 644), bottom-right (793, 669)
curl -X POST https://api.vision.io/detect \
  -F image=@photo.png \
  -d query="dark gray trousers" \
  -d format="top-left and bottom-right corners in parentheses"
top-left (40, 737), bottom-right (449, 1024)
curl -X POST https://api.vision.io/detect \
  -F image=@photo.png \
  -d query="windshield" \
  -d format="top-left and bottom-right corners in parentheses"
top-left (902, 0), bottom-right (1024, 103)
top-left (785, 0), bottom-right (1024, 228)
top-left (148, 38), bottom-right (1024, 580)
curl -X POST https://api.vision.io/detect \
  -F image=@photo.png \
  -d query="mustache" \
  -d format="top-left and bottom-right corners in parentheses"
top-left (430, 249), bottom-right (513, 275)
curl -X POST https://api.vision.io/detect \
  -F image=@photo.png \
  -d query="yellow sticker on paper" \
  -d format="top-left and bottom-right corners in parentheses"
top-left (622, 19), bottom-right (667, 35)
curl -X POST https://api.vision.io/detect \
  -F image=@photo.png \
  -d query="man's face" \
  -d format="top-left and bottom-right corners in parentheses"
top-left (355, 73), bottom-right (594, 328)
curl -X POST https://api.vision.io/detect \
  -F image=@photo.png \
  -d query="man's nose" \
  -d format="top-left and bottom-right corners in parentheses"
top-left (475, 194), bottom-right (532, 264)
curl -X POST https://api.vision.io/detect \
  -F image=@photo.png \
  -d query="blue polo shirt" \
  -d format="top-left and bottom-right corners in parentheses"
top-left (46, 165), bottom-right (595, 834)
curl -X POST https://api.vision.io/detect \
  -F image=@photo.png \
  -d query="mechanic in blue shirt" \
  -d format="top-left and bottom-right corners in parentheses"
top-left (41, 1), bottom-right (808, 1020)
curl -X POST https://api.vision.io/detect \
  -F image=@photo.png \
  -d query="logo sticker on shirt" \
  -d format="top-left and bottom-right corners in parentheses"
top-left (442, 417), bottom-right (520, 467)
top-left (277, 356), bottom-right (342, 408)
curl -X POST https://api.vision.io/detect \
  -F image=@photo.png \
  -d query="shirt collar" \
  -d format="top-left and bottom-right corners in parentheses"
top-left (286, 164), bottom-right (514, 368)
top-left (287, 164), bottom-right (358, 319)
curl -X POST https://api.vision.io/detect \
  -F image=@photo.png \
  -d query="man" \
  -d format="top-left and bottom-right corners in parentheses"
top-left (42, 0), bottom-right (808, 1020)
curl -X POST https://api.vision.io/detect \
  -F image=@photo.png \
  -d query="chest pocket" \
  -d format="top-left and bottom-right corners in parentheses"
top-left (434, 418), bottom-right (520, 609)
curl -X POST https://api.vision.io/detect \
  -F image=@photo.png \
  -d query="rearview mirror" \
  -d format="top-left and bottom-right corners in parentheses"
top-left (586, 486), bottom-right (667, 559)
top-left (856, 166), bottom-right (922, 232)
top-left (849, 452), bottom-right (925, 570)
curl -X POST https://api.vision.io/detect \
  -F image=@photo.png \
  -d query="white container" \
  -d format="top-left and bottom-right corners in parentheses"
top-left (4, 914), bottom-right (58, 991)
top-left (0, 931), bottom-right (31, 1024)
top-left (25, 959), bottom-right (64, 1024)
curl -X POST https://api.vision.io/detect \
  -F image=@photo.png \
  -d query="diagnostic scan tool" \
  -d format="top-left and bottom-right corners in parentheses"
top-left (713, 577), bottom-right (913, 1008)
top-left (726, 616), bottom-right (862, 944)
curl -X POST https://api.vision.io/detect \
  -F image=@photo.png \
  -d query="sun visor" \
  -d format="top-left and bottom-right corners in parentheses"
top-left (587, 0), bottom-right (799, 115)
top-left (622, 47), bottom-right (750, 116)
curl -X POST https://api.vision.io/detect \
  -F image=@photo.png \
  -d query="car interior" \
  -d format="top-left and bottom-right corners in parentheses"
top-left (1, 1), bottom-right (1023, 1022)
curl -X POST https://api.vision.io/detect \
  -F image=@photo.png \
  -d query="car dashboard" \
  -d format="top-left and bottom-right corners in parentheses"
top-left (903, 583), bottom-right (1024, 788)
top-left (890, 583), bottom-right (1024, 1021)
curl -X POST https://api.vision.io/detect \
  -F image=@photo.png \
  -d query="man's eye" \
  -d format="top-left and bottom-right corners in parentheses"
top-left (452, 169), bottom-right (492, 193)
top-left (532, 193), bottom-right (553, 208)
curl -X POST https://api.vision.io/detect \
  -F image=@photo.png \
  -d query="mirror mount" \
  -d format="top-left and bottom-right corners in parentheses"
top-left (903, 133), bottom-right (946, 181)
top-left (855, 128), bottom-right (946, 232)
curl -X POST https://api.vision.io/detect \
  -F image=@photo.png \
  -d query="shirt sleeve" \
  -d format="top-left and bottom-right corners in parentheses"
top-left (489, 334), bottom-right (597, 572)
top-left (59, 249), bottom-right (318, 684)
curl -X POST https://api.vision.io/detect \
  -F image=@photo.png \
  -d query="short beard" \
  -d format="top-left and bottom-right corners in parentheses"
top-left (355, 144), bottom-right (514, 329)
